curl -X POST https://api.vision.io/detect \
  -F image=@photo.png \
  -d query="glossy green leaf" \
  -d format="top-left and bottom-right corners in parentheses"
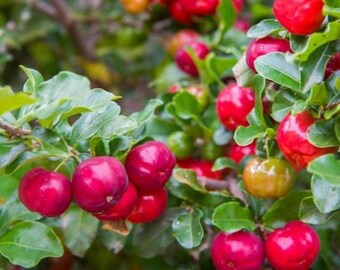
top-left (60, 205), bottom-right (99, 257)
top-left (212, 202), bottom-right (256, 232)
top-left (234, 125), bottom-right (266, 146)
top-left (0, 174), bottom-right (19, 202)
top-left (0, 87), bottom-right (36, 116)
top-left (262, 190), bottom-right (312, 229)
top-left (216, 0), bottom-right (237, 37)
top-left (20, 66), bottom-right (44, 93)
top-left (206, 54), bottom-right (238, 79)
top-left (172, 208), bottom-right (204, 249)
top-left (307, 154), bottom-right (340, 186)
top-left (308, 118), bottom-right (339, 147)
top-left (97, 229), bottom-right (127, 254)
top-left (306, 84), bottom-right (329, 106)
top-left (173, 91), bottom-right (201, 120)
top-left (213, 157), bottom-right (239, 171)
top-left (247, 19), bottom-right (283, 38)
top-left (299, 197), bottom-right (330, 224)
top-left (0, 144), bottom-right (27, 169)
top-left (311, 174), bottom-right (340, 213)
top-left (0, 221), bottom-right (63, 268)
top-left (255, 52), bottom-right (300, 91)
top-left (130, 99), bottom-right (163, 125)
top-left (271, 88), bottom-right (301, 122)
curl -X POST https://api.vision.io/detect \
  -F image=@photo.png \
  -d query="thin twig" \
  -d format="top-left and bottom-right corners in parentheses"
top-left (0, 120), bottom-right (31, 138)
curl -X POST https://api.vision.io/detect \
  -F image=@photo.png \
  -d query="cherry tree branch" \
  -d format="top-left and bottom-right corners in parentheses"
top-left (0, 120), bottom-right (31, 138)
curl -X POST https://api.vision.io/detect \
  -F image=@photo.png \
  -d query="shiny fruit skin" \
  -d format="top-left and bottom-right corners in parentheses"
top-left (128, 187), bottom-right (168, 223)
top-left (19, 168), bottom-right (72, 217)
top-left (94, 183), bottom-right (138, 221)
top-left (325, 52), bottom-right (340, 79)
top-left (246, 37), bottom-right (292, 72)
top-left (202, 141), bottom-right (223, 162)
top-left (125, 141), bottom-right (176, 192)
top-left (175, 41), bottom-right (210, 77)
top-left (181, 0), bottom-right (219, 16)
top-left (216, 83), bottom-right (255, 131)
top-left (277, 111), bottom-right (338, 171)
top-left (211, 231), bottom-right (265, 270)
top-left (273, 0), bottom-right (325, 35)
top-left (120, 0), bottom-right (148, 14)
top-left (167, 29), bottom-right (199, 56)
top-left (167, 131), bottom-right (194, 160)
top-left (243, 157), bottom-right (295, 198)
top-left (72, 157), bottom-right (128, 213)
top-left (228, 141), bottom-right (256, 164)
top-left (169, 0), bottom-right (193, 24)
top-left (177, 159), bottom-right (223, 179)
top-left (265, 221), bottom-right (320, 270)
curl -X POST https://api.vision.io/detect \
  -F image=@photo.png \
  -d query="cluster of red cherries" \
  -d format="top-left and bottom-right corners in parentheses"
top-left (19, 141), bottom-right (176, 224)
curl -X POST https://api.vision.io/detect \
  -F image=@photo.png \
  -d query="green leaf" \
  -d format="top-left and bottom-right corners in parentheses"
top-left (206, 54), bottom-right (238, 79)
top-left (295, 22), bottom-right (340, 62)
top-left (173, 91), bottom-right (201, 120)
top-left (171, 169), bottom-right (206, 193)
top-left (262, 190), bottom-right (312, 229)
top-left (0, 221), bottom-right (63, 268)
top-left (247, 19), bottom-right (283, 38)
top-left (0, 196), bottom-right (40, 236)
top-left (145, 117), bottom-right (181, 142)
top-left (0, 87), bottom-right (36, 116)
top-left (233, 56), bottom-right (255, 87)
top-left (251, 75), bottom-right (267, 127)
top-left (308, 118), bottom-right (339, 147)
top-left (212, 202), bottom-right (256, 232)
top-left (60, 205), bottom-right (99, 257)
top-left (133, 208), bottom-right (182, 258)
top-left (299, 197), bottom-right (330, 224)
top-left (0, 174), bottom-right (19, 202)
top-left (213, 157), bottom-right (239, 171)
top-left (20, 66), bottom-right (44, 93)
top-left (216, 0), bottom-right (237, 36)
top-left (271, 88), bottom-right (300, 122)
top-left (311, 174), bottom-right (340, 213)
top-left (306, 84), bottom-right (329, 106)
top-left (130, 99), bottom-right (163, 125)
top-left (0, 144), bottom-right (27, 169)
top-left (234, 125), bottom-right (267, 146)
top-left (97, 229), bottom-right (127, 254)
top-left (307, 154), bottom-right (340, 186)
top-left (255, 52), bottom-right (300, 91)
top-left (172, 208), bottom-right (204, 249)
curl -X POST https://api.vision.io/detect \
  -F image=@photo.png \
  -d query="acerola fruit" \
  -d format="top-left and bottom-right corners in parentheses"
top-left (273, 0), bottom-right (325, 35)
top-left (177, 159), bottom-right (223, 179)
top-left (325, 52), bottom-right (340, 79)
top-left (265, 221), bottom-right (320, 270)
top-left (169, 0), bottom-right (193, 24)
top-left (72, 157), bottom-right (128, 213)
top-left (175, 41), bottom-right (210, 77)
top-left (181, 0), bottom-right (219, 16)
top-left (19, 168), bottom-right (72, 217)
top-left (167, 29), bottom-right (199, 56)
top-left (201, 141), bottom-right (223, 162)
top-left (277, 111), bottom-right (338, 171)
top-left (211, 231), bottom-right (265, 270)
top-left (228, 140), bottom-right (256, 164)
top-left (94, 183), bottom-right (138, 221)
top-left (246, 37), bottom-right (292, 72)
top-left (243, 157), bottom-right (295, 198)
top-left (167, 131), bottom-right (194, 160)
top-left (216, 83), bottom-right (255, 130)
top-left (120, 0), bottom-right (149, 14)
top-left (125, 141), bottom-right (176, 192)
top-left (128, 187), bottom-right (168, 223)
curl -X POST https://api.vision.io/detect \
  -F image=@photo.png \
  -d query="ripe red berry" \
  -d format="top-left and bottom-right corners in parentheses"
top-left (19, 168), bottom-right (72, 217)
top-left (246, 37), bottom-right (292, 72)
top-left (217, 83), bottom-right (255, 130)
top-left (72, 157), bottom-right (128, 213)
top-left (228, 140), bottom-right (256, 164)
top-left (232, 0), bottom-right (243, 12)
top-left (177, 159), bottom-right (223, 179)
top-left (94, 183), bottom-right (138, 221)
top-left (128, 187), bottom-right (168, 223)
top-left (169, 0), bottom-right (193, 24)
top-left (125, 141), bottom-right (176, 192)
top-left (277, 111), bottom-right (338, 171)
top-left (273, 0), bottom-right (325, 35)
top-left (167, 29), bottom-right (199, 56)
top-left (265, 221), bottom-right (320, 270)
top-left (175, 41), bottom-right (210, 77)
top-left (325, 52), bottom-right (340, 79)
top-left (181, 0), bottom-right (219, 16)
top-left (234, 19), bottom-right (251, 33)
top-left (211, 231), bottom-right (265, 270)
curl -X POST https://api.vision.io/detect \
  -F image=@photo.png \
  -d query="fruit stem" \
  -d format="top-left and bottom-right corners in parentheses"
top-left (53, 157), bottom-right (70, 172)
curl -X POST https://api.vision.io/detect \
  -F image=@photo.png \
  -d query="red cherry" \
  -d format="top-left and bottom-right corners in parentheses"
top-left (181, 0), bottom-right (219, 16)
top-left (265, 221), bottom-right (320, 270)
top-left (176, 41), bottom-right (210, 77)
top-left (217, 83), bottom-right (255, 131)
top-left (93, 183), bottom-right (138, 221)
top-left (246, 37), bottom-right (292, 72)
top-left (72, 157), bottom-right (128, 213)
top-left (277, 111), bottom-right (338, 171)
top-left (125, 141), bottom-right (176, 192)
top-left (19, 168), bottom-right (72, 217)
top-left (211, 231), bottom-right (265, 270)
top-left (325, 52), bottom-right (340, 79)
top-left (232, 0), bottom-right (243, 12)
top-left (169, 0), bottom-right (194, 24)
top-left (273, 0), bottom-right (325, 35)
top-left (234, 19), bottom-right (251, 33)
top-left (228, 140), bottom-right (256, 164)
top-left (178, 159), bottom-right (223, 179)
top-left (167, 29), bottom-right (199, 57)
top-left (127, 187), bottom-right (168, 223)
